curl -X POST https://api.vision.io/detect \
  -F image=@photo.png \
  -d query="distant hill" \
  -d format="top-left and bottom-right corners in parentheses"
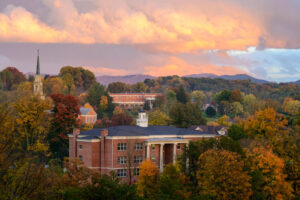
top-left (293, 80), bottom-right (300, 84)
top-left (96, 74), bottom-right (156, 85)
top-left (186, 74), bottom-right (268, 84)
top-left (96, 73), bottom-right (269, 85)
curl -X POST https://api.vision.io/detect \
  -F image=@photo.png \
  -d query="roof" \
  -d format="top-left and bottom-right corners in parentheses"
top-left (78, 125), bottom-right (215, 138)
top-left (80, 107), bottom-right (94, 115)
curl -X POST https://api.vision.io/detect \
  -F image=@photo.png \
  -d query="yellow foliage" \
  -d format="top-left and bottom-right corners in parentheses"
top-left (197, 149), bottom-right (252, 200)
top-left (136, 159), bottom-right (159, 199)
top-left (84, 102), bottom-right (93, 109)
top-left (99, 96), bottom-right (108, 111)
top-left (217, 115), bottom-right (231, 127)
top-left (247, 147), bottom-right (294, 200)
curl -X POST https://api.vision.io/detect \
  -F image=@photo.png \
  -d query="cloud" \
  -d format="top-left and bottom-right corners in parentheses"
top-left (0, 0), bottom-right (273, 53)
top-left (144, 57), bottom-right (245, 76)
top-left (83, 66), bottom-right (132, 76)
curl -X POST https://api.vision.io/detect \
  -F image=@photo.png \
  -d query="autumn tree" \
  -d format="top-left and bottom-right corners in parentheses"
top-left (191, 90), bottom-right (205, 108)
top-left (148, 110), bottom-right (170, 125)
top-left (0, 67), bottom-right (26, 90)
top-left (283, 98), bottom-right (300, 116)
top-left (229, 89), bottom-right (242, 102)
top-left (243, 108), bottom-right (288, 140)
top-left (14, 96), bottom-right (51, 156)
top-left (108, 82), bottom-right (130, 93)
top-left (59, 66), bottom-right (96, 91)
top-left (246, 147), bottom-right (294, 200)
top-left (217, 115), bottom-right (231, 126)
top-left (132, 82), bottom-right (147, 93)
top-left (136, 159), bottom-right (159, 199)
top-left (49, 93), bottom-right (80, 160)
top-left (197, 149), bottom-right (252, 200)
top-left (110, 113), bottom-right (133, 126)
top-left (62, 73), bottom-right (75, 94)
top-left (43, 77), bottom-right (64, 96)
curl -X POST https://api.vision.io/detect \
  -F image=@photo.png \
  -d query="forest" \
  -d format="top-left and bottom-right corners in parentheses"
top-left (0, 66), bottom-right (299, 200)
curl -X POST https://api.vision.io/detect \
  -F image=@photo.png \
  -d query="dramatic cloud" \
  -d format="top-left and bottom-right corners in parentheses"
top-left (1, 0), bottom-right (299, 53)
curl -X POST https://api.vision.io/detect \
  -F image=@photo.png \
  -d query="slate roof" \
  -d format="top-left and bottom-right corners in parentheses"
top-left (80, 107), bottom-right (92, 115)
top-left (78, 125), bottom-right (214, 138)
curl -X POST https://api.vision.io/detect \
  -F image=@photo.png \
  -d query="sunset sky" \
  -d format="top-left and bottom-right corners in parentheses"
top-left (0, 0), bottom-right (299, 82)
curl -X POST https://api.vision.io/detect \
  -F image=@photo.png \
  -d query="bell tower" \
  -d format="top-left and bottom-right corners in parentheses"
top-left (33, 50), bottom-right (45, 99)
top-left (136, 109), bottom-right (148, 127)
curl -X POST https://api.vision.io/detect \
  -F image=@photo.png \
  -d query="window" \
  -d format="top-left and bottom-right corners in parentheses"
top-left (151, 144), bottom-right (156, 150)
top-left (177, 143), bottom-right (181, 150)
top-left (117, 169), bottom-right (127, 177)
top-left (134, 168), bottom-right (140, 176)
top-left (117, 156), bottom-right (127, 164)
top-left (79, 155), bottom-right (83, 161)
top-left (118, 143), bottom-right (127, 151)
top-left (79, 145), bottom-right (83, 150)
top-left (134, 143), bottom-right (143, 150)
top-left (151, 156), bottom-right (156, 162)
top-left (134, 156), bottom-right (143, 164)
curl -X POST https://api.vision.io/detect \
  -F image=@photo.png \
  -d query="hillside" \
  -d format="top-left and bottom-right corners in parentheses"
top-left (96, 74), bottom-right (155, 85)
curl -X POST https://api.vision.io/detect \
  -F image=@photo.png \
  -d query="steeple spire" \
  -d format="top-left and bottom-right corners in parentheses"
top-left (36, 49), bottom-right (40, 75)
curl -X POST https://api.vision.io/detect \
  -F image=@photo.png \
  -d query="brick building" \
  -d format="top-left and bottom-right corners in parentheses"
top-left (79, 107), bottom-right (97, 124)
top-left (69, 111), bottom-right (220, 182)
top-left (109, 93), bottom-right (161, 109)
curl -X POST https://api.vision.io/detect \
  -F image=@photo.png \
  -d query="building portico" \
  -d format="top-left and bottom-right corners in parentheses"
top-left (145, 138), bottom-right (189, 172)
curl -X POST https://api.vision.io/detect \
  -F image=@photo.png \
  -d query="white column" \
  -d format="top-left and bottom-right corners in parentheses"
top-left (146, 143), bottom-right (150, 159)
top-left (173, 143), bottom-right (177, 164)
top-left (185, 143), bottom-right (189, 172)
top-left (160, 143), bottom-right (165, 172)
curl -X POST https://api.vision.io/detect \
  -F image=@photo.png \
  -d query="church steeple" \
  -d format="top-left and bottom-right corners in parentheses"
top-left (36, 49), bottom-right (40, 75)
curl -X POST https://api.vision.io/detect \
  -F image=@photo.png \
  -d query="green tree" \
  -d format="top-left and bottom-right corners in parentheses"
top-left (205, 106), bottom-right (216, 117)
top-left (62, 73), bottom-right (75, 94)
top-left (228, 124), bottom-right (247, 141)
top-left (108, 82), bottom-right (130, 93)
top-left (191, 90), bottom-right (205, 108)
top-left (176, 85), bottom-right (189, 104)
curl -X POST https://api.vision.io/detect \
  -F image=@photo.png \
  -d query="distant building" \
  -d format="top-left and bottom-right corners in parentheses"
top-left (79, 106), bottom-right (97, 125)
top-left (69, 111), bottom-right (221, 182)
top-left (190, 125), bottom-right (228, 136)
top-left (109, 93), bottom-right (161, 109)
top-left (33, 50), bottom-right (45, 99)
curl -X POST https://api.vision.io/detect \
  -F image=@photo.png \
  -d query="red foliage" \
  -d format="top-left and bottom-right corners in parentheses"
top-left (50, 93), bottom-right (80, 136)
top-left (110, 113), bottom-right (133, 126)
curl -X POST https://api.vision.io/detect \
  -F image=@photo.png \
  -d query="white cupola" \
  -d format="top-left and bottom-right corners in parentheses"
top-left (136, 109), bottom-right (148, 127)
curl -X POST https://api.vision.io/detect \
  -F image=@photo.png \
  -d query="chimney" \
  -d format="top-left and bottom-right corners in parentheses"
top-left (136, 109), bottom-right (148, 127)
top-left (70, 128), bottom-right (80, 158)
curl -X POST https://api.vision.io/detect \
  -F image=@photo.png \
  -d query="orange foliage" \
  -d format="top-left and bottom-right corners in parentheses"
top-left (197, 149), bottom-right (252, 200)
top-left (247, 147), bottom-right (294, 200)
top-left (136, 159), bottom-right (159, 199)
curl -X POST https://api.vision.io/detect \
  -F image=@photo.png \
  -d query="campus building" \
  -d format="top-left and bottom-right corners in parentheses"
top-left (109, 93), bottom-right (161, 109)
top-left (68, 111), bottom-right (221, 182)
top-left (79, 106), bottom-right (97, 125)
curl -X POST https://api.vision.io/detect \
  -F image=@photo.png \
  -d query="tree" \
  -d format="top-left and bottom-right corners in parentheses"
top-left (215, 90), bottom-right (231, 103)
top-left (242, 94), bottom-right (256, 115)
top-left (110, 113), bottom-right (133, 126)
top-left (205, 106), bottom-right (216, 117)
top-left (62, 73), bottom-right (75, 94)
top-left (158, 164), bottom-right (190, 200)
top-left (136, 159), bottom-right (159, 199)
top-left (14, 96), bottom-right (51, 155)
top-left (0, 67), bottom-right (26, 90)
top-left (283, 98), bottom-right (300, 116)
top-left (176, 85), bottom-right (189, 104)
top-left (231, 102), bottom-right (243, 116)
top-left (49, 93), bottom-right (80, 160)
top-left (59, 66), bottom-right (96, 91)
top-left (217, 115), bottom-right (230, 127)
top-left (43, 77), bottom-right (64, 95)
top-left (247, 147), bottom-right (294, 200)
top-left (99, 95), bottom-right (108, 111)
top-left (229, 89), bottom-right (242, 102)
top-left (169, 103), bottom-right (206, 128)
top-left (132, 82), bottom-right (147, 93)
top-left (228, 124), bottom-right (247, 141)
top-left (148, 110), bottom-right (170, 125)
top-left (197, 150), bottom-right (252, 200)
top-left (166, 90), bottom-right (177, 110)
top-left (113, 106), bottom-right (123, 115)
top-left (243, 108), bottom-right (288, 140)
top-left (191, 90), bottom-right (205, 108)
top-left (108, 82), bottom-right (130, 93)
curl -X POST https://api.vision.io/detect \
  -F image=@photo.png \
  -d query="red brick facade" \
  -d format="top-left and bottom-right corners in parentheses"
top-left (109, 93), bottom-right (161, 108)
top-left (69, 127), bottom-right (216, 182)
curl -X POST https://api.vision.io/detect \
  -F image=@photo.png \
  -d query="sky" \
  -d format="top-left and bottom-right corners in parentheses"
top-left (0, 0), bottom-right (299, 82)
